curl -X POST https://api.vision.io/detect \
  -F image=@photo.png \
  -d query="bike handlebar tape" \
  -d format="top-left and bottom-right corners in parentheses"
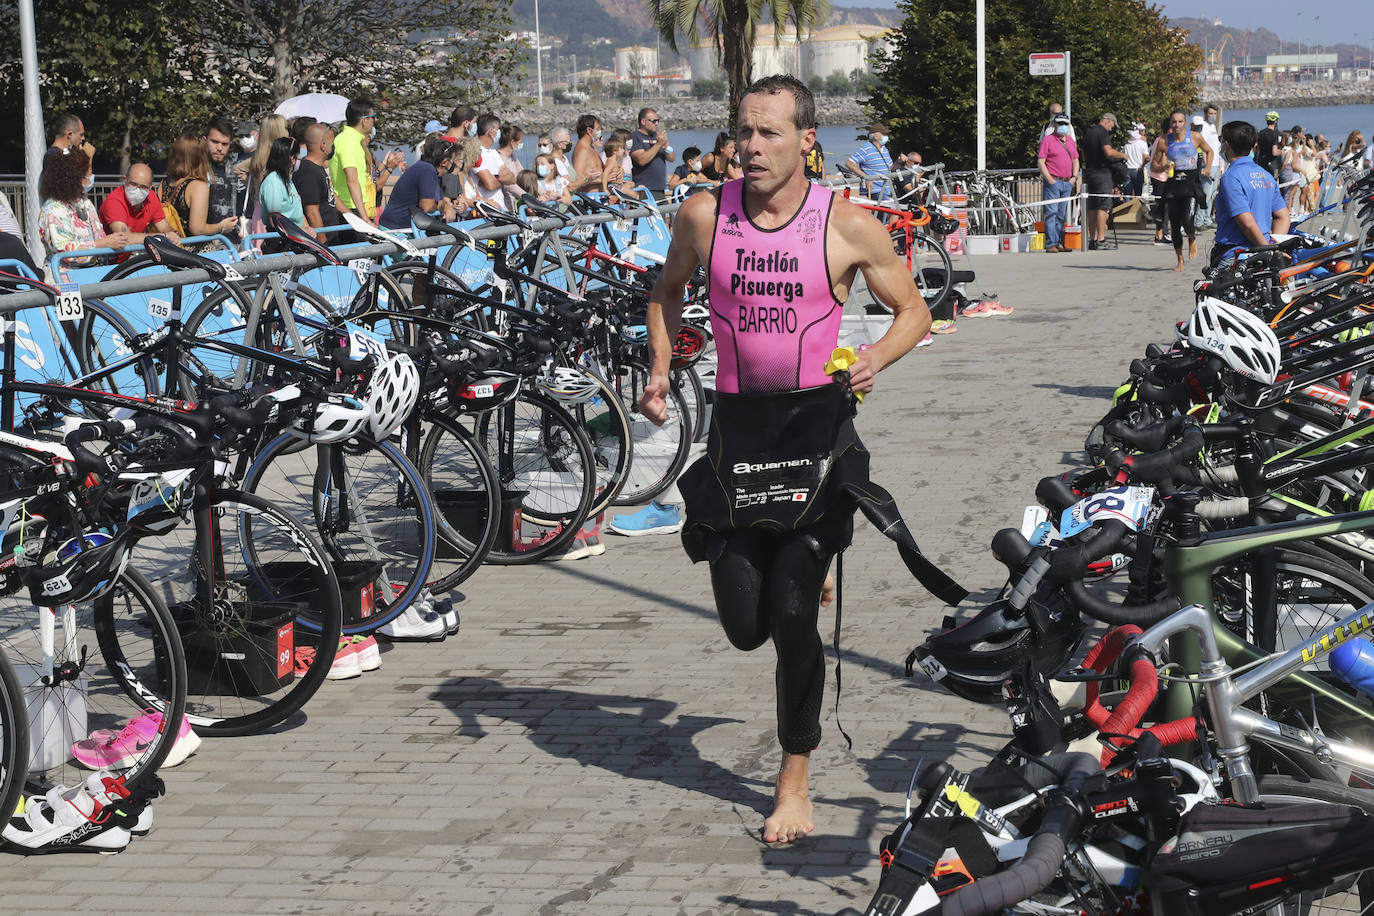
top-left (942, 754), bottom-right (1095, 916)
top-left (1035, 476), bottom-right (1080, 514)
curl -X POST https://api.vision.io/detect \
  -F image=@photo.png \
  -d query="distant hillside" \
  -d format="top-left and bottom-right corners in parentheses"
top-left (1169, 16), bottom-right (1367, 69)
top-left (509, 0), bottom-right (900, 49)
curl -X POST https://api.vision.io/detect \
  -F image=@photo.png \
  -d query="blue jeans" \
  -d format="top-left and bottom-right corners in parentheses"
top-left (1043, 179), bottom-right (1071, 247)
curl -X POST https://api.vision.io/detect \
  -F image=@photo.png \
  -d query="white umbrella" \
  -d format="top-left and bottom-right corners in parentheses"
top-left (274, 93), bottom-right (350, 124)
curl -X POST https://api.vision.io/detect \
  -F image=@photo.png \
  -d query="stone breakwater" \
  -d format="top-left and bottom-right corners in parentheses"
top-left (498, 96), bottom-right (868, 134)
top-left (1201, 80), bottom-right (1374, 110)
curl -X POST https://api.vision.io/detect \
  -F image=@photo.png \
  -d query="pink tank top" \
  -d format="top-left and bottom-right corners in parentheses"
top-left (707, 179), bottom-right (842, 394)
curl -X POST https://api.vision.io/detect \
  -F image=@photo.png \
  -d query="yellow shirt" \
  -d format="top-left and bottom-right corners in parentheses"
top-left (330, 125), bottom-right (376, 219)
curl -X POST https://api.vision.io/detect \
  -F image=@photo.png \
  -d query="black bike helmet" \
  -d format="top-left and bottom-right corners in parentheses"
top-left (21, 530), bottom-right (133, 605)
top-left (446, 371), bottom-right (522, 414)
top-left (912, 582), bottom-right (1083, 704)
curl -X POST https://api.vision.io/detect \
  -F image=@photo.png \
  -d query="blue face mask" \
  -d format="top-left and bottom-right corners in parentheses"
top-left (516, 141), bottom-right (524, 151)
top-left (537, 164), bottom-right (551, 178)
top-left (1055, 125), bottom-right (1070, 136)
top-left (876, 135), bottom-right (887, 147)
top-left (468, 123), bottom-right (478, 138)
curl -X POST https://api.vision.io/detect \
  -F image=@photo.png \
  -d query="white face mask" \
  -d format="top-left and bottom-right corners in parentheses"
top-left (688, 161), bottom-right (701, 173)
top-left (125, 185), bottom-right (149, 208)
top-left (537, 164), bottom-right (551, 178)
top-left (538, 144), bottom-right (551, 155)
top-left (240, 135), bottom-right (257, 153)
top-left (83, 173), bottom-right (94, 191)
top-left (594, 130), bottom-right (603, 142)
top-left (515, 141), bottom-right (524, 151)
top-left (369, 126), bottom-right (376, 140)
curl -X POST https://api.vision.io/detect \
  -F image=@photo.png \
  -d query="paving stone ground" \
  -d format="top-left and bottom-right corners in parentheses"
top-left (0, 229), bottom-right (1205, 914)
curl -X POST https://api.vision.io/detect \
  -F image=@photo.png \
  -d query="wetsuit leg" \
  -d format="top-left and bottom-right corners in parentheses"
top-left (1167, 195), bottom-right (1192, 253)
top-left (708, 528), bottom-right (833, 754)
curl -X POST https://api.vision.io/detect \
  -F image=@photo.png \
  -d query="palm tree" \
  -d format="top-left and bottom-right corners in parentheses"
top-left (647, 0), bottom-right (829, 126)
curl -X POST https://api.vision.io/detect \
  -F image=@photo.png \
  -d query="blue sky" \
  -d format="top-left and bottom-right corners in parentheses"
top-left (829, 0), bottom-right (1355, 47)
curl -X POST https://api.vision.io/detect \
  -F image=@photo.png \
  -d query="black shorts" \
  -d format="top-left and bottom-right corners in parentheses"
top-left (1084, 170), bottom-right (1114, 211)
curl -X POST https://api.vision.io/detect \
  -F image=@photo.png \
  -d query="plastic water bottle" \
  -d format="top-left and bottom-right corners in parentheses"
top-left (1330, 638), bottom-right (1374, 697)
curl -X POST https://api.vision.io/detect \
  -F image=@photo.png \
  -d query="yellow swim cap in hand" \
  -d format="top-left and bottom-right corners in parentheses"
top-left (824, 347), bottom-right (865, 402)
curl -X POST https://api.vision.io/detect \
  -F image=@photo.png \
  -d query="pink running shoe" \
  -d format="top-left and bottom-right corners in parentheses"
top-left (327, 638), bottom-right (361, 680)
top-left (72, 710), bottom-right (200, 770)
top-left (350, 635), bottom-right (381, 672)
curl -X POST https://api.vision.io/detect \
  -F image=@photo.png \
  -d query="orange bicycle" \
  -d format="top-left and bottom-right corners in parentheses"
top-left (844, 187), bottom-right (958, 313)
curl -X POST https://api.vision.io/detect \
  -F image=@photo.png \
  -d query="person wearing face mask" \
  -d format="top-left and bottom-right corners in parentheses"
top-left (294, 123), bottom-right (350, 240)
top-left (380, 134), bottom-right (459, 229)
top-left (1211, 120), bottom-right (1289, 269)
top-left (40, 145), bottom-right (128, 267)
top-left (845, 123), bottom-right (894, 201)
top-left (496, 123), bottom-right (527, 208)
top-left (1036, 113), bottom-right (1079, 253)
top-left (330, 97), bottom-right (383, 223)
top-left (668, 146), bottom-right (715, 197)
top-left (571, 114), bottom-right (606, 192)
top-left (99, 163), bottom-right (180, 256)
top-left (1123, 121), bottom-right (1149, 199)
top-left (533, 153), bottom-right (572, 204)
top-left (470, 113), bottom-right (513, 211)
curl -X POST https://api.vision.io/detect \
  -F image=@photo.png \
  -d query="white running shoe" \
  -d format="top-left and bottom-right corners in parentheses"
top-left (4, 784), bottom-right (133, 854)
top-left (437, 598), bottom-right (460, 636)
top-left (327, 639), bottom-right (362, 680)
top-left (377, 603), bottom-right (447, 642)
top-left (350, 635), bottom-right (381, 672)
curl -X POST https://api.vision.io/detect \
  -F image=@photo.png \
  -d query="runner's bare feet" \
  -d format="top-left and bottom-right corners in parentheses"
top-left (1187, 238), bottom-right (1198, 261)
top-left (763, 752), bottom-right (815, 843)
top-left (1174, 257), bottom-right (1185, 272)
top-left (821, 574), bottom-right (835, 608)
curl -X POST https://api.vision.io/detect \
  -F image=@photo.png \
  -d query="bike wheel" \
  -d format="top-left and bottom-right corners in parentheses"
top-left (134, 488), bottom-right (343, 736)
top-left (609, 361), bottom-right (691, 507)
top-left (561, 367), bottom-right (634, 516)
top-left (1254, 777), bottom-right (1374, 915)
top-left (0, 566), bottom-right (188, 794)
top-left (470, 390), bottom-right (596, 564)
top-left (675, 364), bottom-right (708, 444)
top-left (415, 410), bottom-right (501, 592)
top-left (241, 434), bottom-right (435, 635)
top-left (183, 280), bottom-right (334, 388)
top-left (384, 260), bottom-right (490, 331)
top-left (0, 647), bottom-right (25, 824)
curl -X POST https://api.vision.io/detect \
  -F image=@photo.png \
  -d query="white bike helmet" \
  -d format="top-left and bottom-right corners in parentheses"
top-left (364, 353), bottom-right (420, 438)
top-left (540, 366), bottom-right (599, 403)
top-left (681, 303), bottom-right (709, 321)
top-left (288, 392), bottom-right (371, 444)
top-left (1185, 297), bottom-right (1281, 385)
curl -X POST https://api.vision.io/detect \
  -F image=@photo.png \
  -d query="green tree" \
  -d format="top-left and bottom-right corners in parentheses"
top-left (693, 77), bottom-right (727, 99)
top-left (646, 0), bottom-right (830, 125)
top-left (0, 0), bottom-right (230, 173)
top-left (616, 81), bottom-right (637, 102)
top-left (869, 0), bottom-right (1200, 169)
top-left (195, 0), bottom-right (523, 142)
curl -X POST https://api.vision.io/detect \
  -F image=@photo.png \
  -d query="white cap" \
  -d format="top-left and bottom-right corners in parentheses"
top-left (1191, 114), bottom-right (1205, 126)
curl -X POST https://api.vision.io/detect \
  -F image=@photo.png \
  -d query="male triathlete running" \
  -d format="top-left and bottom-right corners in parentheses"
top-left (640, 74), bottom-right (931, 843)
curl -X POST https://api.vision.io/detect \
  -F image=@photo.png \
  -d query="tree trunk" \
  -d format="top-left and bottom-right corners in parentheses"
top-left (271, 28), bottom-right (296, 106)
top-left (120, 110), bottom-right (134, 175)
top-left (721, 4), bottom-right (753, 129)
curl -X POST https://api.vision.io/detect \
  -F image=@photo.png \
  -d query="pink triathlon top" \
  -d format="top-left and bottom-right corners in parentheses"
top-left (707, 179), bottom-right (842, 394)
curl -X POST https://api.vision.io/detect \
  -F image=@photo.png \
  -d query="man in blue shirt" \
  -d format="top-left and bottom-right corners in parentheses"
top-left (845, 123), bottom-right (894, 201)
top-left (1211, 120), bottom-right (1289, 268)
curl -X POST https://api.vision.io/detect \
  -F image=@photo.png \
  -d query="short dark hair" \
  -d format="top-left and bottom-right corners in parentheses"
top-left (740, 74), bottom-right (816, 132)
top-left (476, 113), bottom-right (500, 136)
top-left (637, 107), bottom-right (656, 125)
top-left (575, 114), bottom-right (599, 138)
top-left (449, 104), bottom-right (477, 128)
top-left (206, 114), bottom-right (235, 140)
top-left (420, 134), bottom-right (457, 166)
top-left (1221, 120), bottom-right (1256, 156)
top-left (290, 116), bottom-right (317, 145)
top-left (53, 112), bottom-right (82, 137)
top-left (682, 146), bottom-right (701, 161)
top-left (345, 98), bottom-right (374, 127)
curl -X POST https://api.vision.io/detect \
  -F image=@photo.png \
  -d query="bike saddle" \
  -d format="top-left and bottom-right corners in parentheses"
top-left (518, 194), bottom-right (572, 225)
top-left (408, 208), bottom-right (452, 237)
top-left (268, 213), bottom-right (342, 266)
top-left (473, 200), bottom-right (529, 229)
top-left (143, 235), bottom-right (227, 279)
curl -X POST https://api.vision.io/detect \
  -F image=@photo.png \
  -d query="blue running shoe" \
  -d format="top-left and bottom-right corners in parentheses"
top-left (607, 501), bottom-right (682, 537)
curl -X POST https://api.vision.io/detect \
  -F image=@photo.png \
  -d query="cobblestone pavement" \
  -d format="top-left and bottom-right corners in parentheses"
top-left (0, 229), bottom-right (1202, 914)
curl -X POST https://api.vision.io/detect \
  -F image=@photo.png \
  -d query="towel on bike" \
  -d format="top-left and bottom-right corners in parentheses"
top-left (677, 384), bottom-right (966, 606)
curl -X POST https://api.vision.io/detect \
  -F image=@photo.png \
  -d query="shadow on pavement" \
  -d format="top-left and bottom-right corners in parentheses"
top-left (431, 676), bottom-right (772, 811)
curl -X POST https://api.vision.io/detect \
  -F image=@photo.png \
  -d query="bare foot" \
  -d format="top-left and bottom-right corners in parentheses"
top-left (1187, 238), bottom-right (1198, 261)
top-left (763, 752), bottom-right (815, 843)
top-left (821, 573), bottom-right (835, 608)
top-left (1174, 254), bottom-right (1185, 272)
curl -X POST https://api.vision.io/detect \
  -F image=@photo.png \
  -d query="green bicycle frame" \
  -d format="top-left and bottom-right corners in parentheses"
top-left (1164, 508), bottom-right (1374, 728)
